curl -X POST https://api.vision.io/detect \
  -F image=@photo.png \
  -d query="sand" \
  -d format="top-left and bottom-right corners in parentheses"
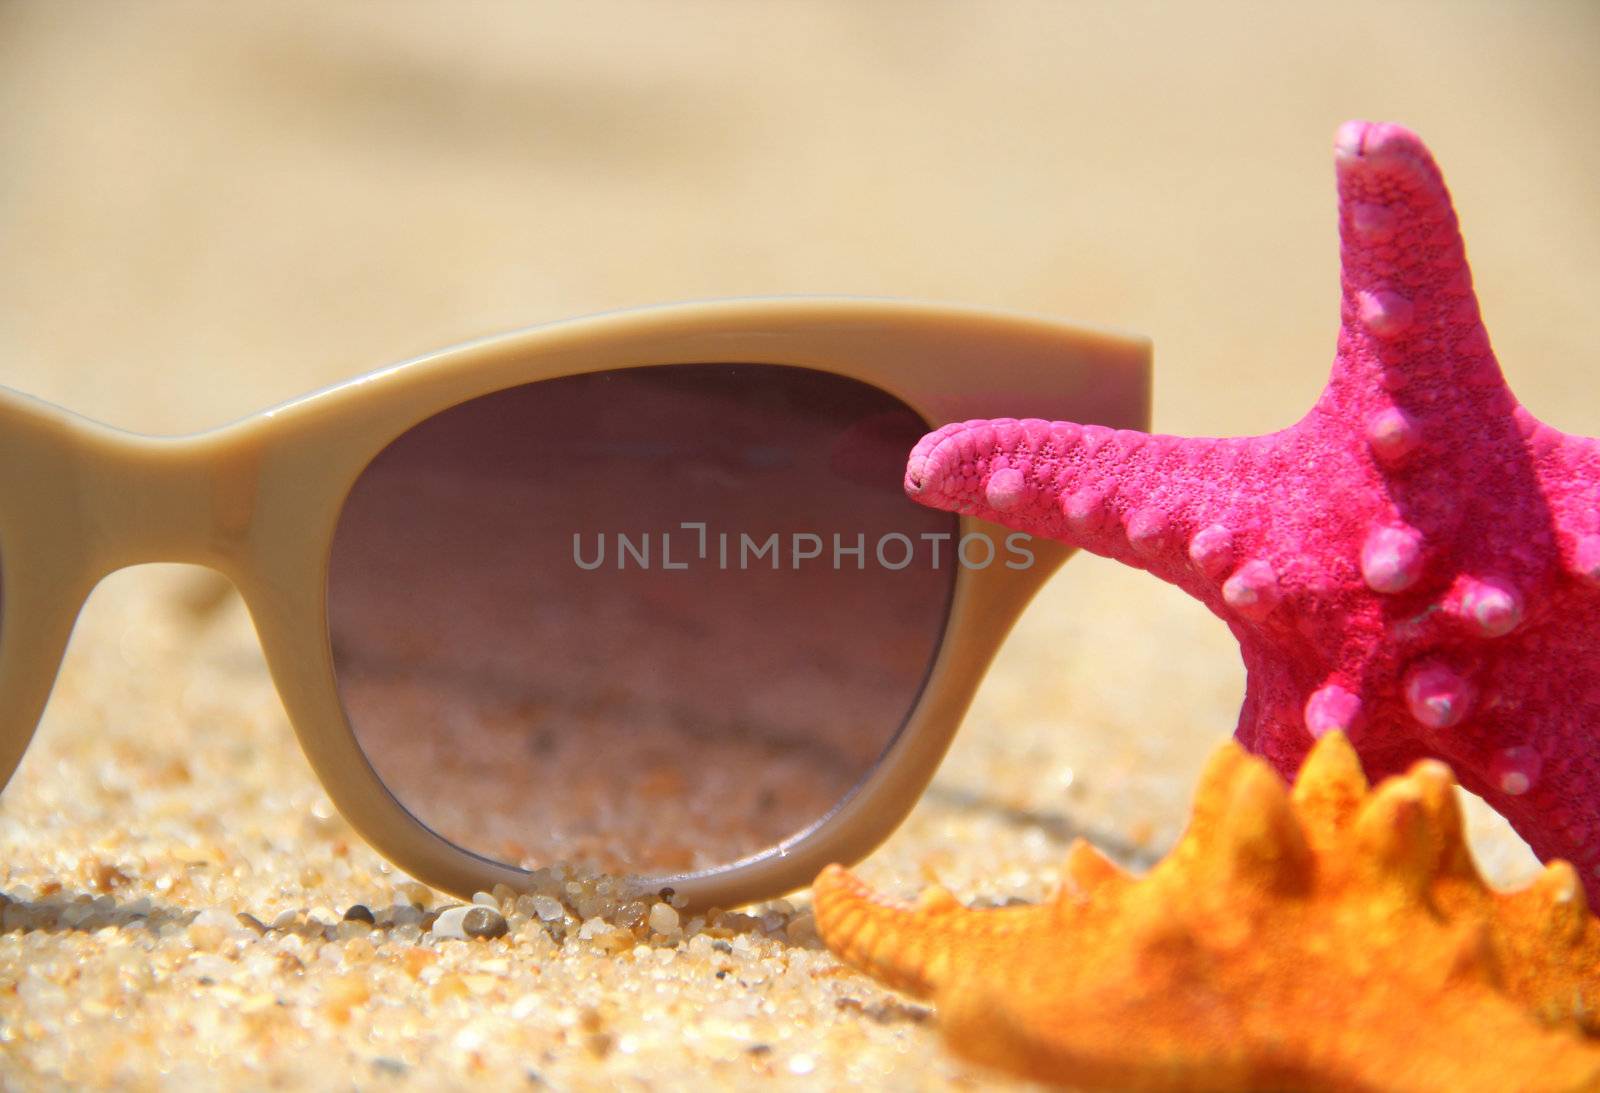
top-left (0, 3), bottom-right (1597, 1088)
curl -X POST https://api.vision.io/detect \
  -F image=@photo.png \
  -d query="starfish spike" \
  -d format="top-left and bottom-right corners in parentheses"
top-left (906, 120), bottom-right (1600, 899)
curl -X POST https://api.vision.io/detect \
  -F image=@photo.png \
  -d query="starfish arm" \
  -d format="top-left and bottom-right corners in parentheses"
top-left (1292, 123), bottom-right (1556, 635)
top-left (809, 863), bottom-right (1061, 999)
top-left (1312, 120), bottom-right (1507, 425)
top-left (1485, 748), bottom-right (1600, 893)
top-left (1429, 654), bottom-right (1600, 889)
top-left (905, 417), bottom-right (1288, 603)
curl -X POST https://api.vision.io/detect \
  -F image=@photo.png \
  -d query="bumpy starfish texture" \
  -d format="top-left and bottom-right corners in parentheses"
top-left (905, 120), bottom-right (1600, 900)
top-left (814, 733), bottom-right (1600, 1092)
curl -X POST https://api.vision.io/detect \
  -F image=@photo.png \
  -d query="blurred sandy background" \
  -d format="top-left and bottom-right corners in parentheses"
top-left (1, 2), bottom-right (1597, 1088)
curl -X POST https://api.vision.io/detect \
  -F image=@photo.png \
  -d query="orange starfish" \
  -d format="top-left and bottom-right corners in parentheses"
top-left (814, 734), bottom-right (1600, 1092)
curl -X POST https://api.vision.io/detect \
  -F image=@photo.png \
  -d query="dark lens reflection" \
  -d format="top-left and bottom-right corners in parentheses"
top-left (328, 364), bottom-right (956, 877)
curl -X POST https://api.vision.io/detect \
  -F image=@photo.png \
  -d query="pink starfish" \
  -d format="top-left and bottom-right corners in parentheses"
top-left (907, 120), bottom-right (1600, 898)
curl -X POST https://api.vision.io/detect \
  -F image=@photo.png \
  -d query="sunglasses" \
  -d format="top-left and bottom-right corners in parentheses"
top-left (0, 298), bottom-right (1148, 910)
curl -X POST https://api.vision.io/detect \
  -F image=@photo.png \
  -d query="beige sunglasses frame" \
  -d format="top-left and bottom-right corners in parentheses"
top-left (0, 297), bottom-right (1148, 910)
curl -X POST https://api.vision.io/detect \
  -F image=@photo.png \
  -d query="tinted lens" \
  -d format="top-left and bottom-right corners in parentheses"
top-left (328, 364), bottom-right (957, 877)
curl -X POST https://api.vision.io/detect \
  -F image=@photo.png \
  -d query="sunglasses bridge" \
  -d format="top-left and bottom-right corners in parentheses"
top-left (25, 407), bottom-right (265, 582)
